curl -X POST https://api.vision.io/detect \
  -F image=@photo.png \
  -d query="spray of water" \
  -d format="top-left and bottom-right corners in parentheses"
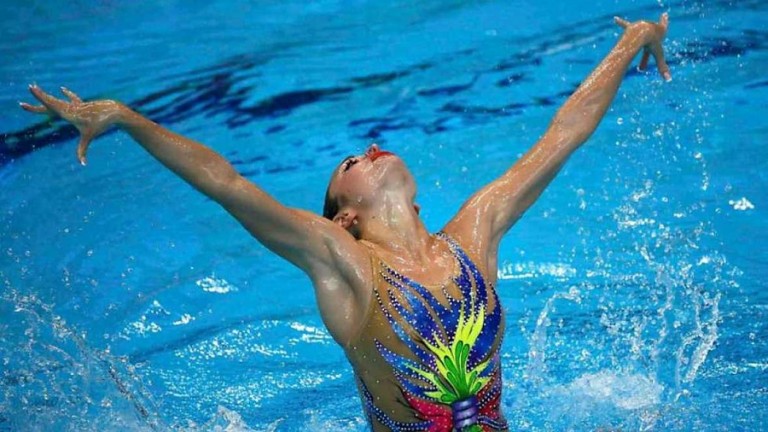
top-left (0, 286), bottom-right (162, 431)
top-left (514, 22), bottom-right (740, 428)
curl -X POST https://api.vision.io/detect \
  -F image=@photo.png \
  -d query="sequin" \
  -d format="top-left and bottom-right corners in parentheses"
top-left (356, 232), bottom-right (508, 431)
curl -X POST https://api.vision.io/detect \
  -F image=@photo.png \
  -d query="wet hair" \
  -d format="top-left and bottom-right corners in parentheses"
top-left (323, 155), bottom-right (353, 220)
top-left (322, 184), bottom-right (338, 220)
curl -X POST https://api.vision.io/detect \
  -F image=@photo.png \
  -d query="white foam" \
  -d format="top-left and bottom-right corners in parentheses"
top-left (188, 405), bottom-right (254, 432)
top-left (497, 261), bottom-right (576, 280)
top-left (728, 197), bottom-right (755, 211)
top-left (618, 217), bottom-right (656, 229)
top-left (196, 275), bottom-right (238, 294)
top-left (555, 371), bottom-right (663, 410)
top-left (289, 322), bottom-right (332, 344)
top-left (173, 313), bottom-right (195, 326)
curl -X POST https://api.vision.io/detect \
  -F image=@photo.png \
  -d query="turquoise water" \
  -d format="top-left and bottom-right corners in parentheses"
top-left (1, 0), bottom-right (766, 430)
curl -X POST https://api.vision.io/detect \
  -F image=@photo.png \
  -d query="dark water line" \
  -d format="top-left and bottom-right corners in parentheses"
top-left (1, 0), bottom-right (766, 166)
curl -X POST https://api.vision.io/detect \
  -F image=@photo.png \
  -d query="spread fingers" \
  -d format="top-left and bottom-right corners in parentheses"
top-left (76, 132), bottom-right (94, 166)
top-left (660, 12), bottom-right (669, 30)
top-left (19, 102), bottom-right (49, 113)
top-left (614, 16), bottom-right (630, 29)
top-left (650, 43), bottom-right (672, 81)
top-left (28, 84), bottom-right (67, 114)
top-left (638, 48), bottom-right (651, 71)
top-left (60, 86), bottom-right (82, 104)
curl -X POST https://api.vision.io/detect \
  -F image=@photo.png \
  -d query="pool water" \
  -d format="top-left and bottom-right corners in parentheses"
top-left (1, 0), bottom-right (767, 430)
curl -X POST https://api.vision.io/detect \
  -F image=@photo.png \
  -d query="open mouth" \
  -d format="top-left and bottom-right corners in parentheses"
top-left (369, 151), bottom-right (394, 162)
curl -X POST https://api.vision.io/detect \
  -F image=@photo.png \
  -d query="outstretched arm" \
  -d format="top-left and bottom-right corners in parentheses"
top-left (20, 86), bottom-right (371, 344)
top-left (444, 14), bottom-right (670, 272)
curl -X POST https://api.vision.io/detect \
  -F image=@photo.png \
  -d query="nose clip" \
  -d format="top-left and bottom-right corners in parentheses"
top-left (365, 143), bottom-right (380, 157)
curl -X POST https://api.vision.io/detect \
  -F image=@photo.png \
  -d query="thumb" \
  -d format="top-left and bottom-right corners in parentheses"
top-left (77, 131), bottom-right (95, 166)
top-left (650, 42), bottom-right (672, 82)
top-left (614, 16), bottom-right (630, 29)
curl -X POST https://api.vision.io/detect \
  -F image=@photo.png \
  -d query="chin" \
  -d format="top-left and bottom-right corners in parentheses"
top-left (377, 158), bottom-right (416, 195)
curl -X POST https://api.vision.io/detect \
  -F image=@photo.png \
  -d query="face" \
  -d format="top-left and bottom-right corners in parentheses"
top-left (326, 143), bottom-right (415, 217)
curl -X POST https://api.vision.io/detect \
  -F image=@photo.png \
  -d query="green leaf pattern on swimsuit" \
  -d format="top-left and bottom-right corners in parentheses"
top-left (405, 297), bottom-right (491, 407)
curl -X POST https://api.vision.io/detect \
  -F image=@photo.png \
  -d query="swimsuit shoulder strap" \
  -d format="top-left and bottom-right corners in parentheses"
top-left (436, 231), bottom-right (490, 283)
top-left (436, 231), bottom-right (463, 255)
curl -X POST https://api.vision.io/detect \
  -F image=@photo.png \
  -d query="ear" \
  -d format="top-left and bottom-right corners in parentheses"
top-left (414, 203), bottom-right (421, 215)
top-left (332, 209), bottom-right (358, 230)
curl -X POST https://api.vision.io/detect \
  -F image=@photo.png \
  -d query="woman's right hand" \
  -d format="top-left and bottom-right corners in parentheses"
top-left (614, 12), bottom-right (671, 81)
top-left (20, 84), bottom-right (124, 165)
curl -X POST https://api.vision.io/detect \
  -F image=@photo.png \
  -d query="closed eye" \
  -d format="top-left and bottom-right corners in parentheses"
top-left (342, 157), bottom-right (358, 172)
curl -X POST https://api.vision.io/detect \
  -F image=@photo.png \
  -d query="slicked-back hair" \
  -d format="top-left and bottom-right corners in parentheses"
top-left (322, 185), bottom-right (338, 220)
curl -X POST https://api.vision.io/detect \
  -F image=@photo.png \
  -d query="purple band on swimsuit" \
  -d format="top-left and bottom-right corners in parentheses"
top-left (452, 396), bottom-right (479, 428)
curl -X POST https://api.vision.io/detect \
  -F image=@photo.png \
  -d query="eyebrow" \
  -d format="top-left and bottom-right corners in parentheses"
top-left (338, 155), bottom-right (354, 171)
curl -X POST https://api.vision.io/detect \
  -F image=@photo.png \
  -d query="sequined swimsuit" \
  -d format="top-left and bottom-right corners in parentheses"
top-left (344, 232), bottom-right (508, 432)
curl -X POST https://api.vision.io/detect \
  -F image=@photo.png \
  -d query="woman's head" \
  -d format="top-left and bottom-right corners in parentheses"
top-left (322, 144), bottom-right (418, 234)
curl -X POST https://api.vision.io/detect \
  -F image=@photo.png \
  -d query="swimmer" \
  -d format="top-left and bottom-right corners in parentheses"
top-left (20, 13), bottom-right (670, 431)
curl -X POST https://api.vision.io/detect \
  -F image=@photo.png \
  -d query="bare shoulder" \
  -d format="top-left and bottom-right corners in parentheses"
top-left (287, 212), bottom-right (374, 344)
top-left (292, 209), bottom-right (371, 276)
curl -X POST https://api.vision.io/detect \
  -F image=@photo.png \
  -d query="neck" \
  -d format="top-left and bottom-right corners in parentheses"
top-left (357, 193), bottom-right (432, 264)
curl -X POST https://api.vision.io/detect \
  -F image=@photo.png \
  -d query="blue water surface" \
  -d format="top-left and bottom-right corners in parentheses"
top-left (1, 0), bottom-right (766, 430)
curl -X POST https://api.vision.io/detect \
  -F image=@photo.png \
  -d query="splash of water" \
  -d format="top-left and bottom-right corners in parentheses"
top-left (525, 286), bottom-right (582, 384)
top-left (519, 68), bottom-right (737, 425)
top-left (185, 406), bottom-right (255, 432)
top-left (0, 287), bottom-right (163, 431)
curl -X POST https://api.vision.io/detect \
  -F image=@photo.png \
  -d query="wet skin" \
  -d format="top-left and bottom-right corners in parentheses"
top-left (20, 13), bottom-right (670, 426)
